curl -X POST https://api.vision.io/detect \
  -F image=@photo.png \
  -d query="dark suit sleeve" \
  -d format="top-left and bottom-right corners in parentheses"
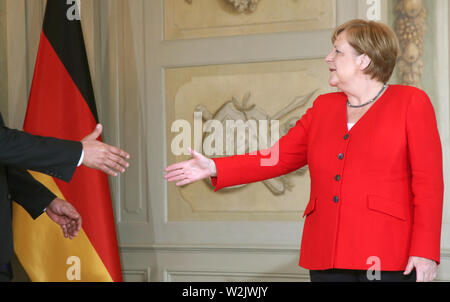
top-left (7, 167), bottom-right (56, 219)
top-left (0, 126), bottom-right (82, 182)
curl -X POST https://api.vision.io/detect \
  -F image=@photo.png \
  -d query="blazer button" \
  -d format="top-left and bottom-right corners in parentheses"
top-left (338, 153), bottom-right (344, 160)
top-left (335, 175), bottom-right (341, 181)
top-left (333, 196), bottom-right (339, 203)
top-left (344, 134), bottom-right (349, 140)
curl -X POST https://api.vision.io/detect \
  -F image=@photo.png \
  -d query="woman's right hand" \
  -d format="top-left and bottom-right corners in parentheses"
top-left (164, 148), bottom-right (217, 186)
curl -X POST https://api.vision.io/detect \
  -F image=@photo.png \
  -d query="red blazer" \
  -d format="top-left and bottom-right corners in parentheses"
top-left (211, 85), bottom-right (444, 271)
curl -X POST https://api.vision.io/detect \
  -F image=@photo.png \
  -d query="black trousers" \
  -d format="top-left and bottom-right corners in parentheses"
top-left (310, 269), bottom-right (416, 282)
top-left (0, 262), bottom-right (13, 282)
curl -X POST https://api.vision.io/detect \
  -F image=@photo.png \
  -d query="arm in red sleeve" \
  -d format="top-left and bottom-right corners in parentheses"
top-left (211, 97), bottom-right (318, 191)
top-left (406, 90), bottom-right (444, 264)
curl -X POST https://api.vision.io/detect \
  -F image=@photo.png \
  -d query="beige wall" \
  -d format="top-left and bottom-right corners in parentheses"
top-left (1, 0), bottom-right (449, 282)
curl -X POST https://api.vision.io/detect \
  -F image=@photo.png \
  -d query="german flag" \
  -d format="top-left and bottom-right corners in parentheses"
top-left (12, 0), bottom-right (122, 282)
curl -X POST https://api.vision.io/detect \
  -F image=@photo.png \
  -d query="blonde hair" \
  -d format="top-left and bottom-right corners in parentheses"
top-left (332, 19), bottom-right (400, 83)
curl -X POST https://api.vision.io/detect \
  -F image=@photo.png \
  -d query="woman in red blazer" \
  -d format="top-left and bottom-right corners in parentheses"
top-left (165, 20), bottom-right (444, 282)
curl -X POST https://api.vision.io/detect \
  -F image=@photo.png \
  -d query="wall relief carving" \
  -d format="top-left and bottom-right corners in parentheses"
top-left (195, 90), bottom-right (315, 195)
top-left (185, 0), bottom-right (260, 14)
top-left (165, 59), bottom-right (330, 220)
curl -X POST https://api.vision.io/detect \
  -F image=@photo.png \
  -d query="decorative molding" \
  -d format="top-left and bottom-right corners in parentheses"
top-left (120, 244), bottom-right (300, 254)
top-left (394, 0), bottom-right (426, 87)
top-left (107, 0), bottom-right (149, 224)
top-left (121, 246), bottom-right (450, 282)
top-left (185, 0), bottom-right (260, 14)
top-left (165, 0), bottom-right (337, 40)
top-left (164, 270), bottom-right (309, 282)
top-left (121, 245), bottom-right (450, 259)
top-left (165, 59), bottom-right (327, 221)
top-left (123, 267), bottom-right (152, 282)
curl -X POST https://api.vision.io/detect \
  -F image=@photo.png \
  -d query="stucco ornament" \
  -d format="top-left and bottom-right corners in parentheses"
top-left (394, 0), bottom-right (426, 87)
top-left (185, 0), bottom-right (260, 14)
top-left (195, 90), bottom-right (316, 195)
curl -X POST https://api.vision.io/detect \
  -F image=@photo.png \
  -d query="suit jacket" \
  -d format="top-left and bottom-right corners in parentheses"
top-left (211, 85), bottom-right (444, 271)
top-left (0, 114), bottom-right (82, 264)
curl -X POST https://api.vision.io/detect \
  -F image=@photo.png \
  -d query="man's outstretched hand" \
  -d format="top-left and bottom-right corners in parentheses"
top-left (46, 198), bottom-right (82, 239)
top-left (81, 124), bottom-right (130, 176)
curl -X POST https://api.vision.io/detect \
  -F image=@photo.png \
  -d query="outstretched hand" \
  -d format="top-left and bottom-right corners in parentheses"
top-left (165, 148), bottom-right (216, 186)
top-left (46, 198), bottom-right (82, 239)
top-left (81, 124), bottom-right (130, 176)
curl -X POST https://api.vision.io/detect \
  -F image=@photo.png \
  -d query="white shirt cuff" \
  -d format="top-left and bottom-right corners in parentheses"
top-left (77, 150), bottom-right (84, 167)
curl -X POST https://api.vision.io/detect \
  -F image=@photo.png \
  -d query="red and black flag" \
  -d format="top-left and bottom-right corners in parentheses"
top-left (13, 0), bottom-right (123, 282)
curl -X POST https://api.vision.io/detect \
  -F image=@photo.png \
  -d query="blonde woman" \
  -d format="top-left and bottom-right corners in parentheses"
top-left (165, 19), bottom-right (444, 282)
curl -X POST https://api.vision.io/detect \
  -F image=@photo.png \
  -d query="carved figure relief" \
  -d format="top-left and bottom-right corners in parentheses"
top-left (194, 90), bottom-right (316, 195)
top-left (185, 0), bottom-right (261, 13)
